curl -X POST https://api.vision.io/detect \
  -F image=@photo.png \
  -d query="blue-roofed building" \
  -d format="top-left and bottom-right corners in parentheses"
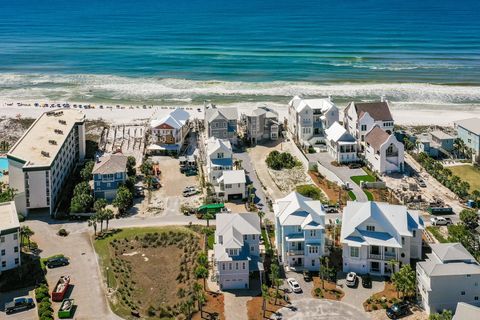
top-left (92, 153), bottom-right (128, 201)
top-left (274, 192), bottom-right (326, 271)
top-left (340, 201), bottom-right (424, 276)
top-left (214, 213), bottom-right (261, 290)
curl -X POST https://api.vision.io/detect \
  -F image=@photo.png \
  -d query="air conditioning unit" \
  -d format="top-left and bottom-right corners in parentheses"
top-left (41, 151), bottom-right (50, 157)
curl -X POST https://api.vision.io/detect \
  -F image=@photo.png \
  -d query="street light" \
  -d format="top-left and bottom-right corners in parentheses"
top-left (106, 267), bottom-right (110, 288)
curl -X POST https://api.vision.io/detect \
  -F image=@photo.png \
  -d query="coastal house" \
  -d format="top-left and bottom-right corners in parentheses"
top-left (214, 213), bottom-right (261, 290)
top-left (416, 130), bottom-right (455, 158)
top-left (92, 153), bottom-right (128, 201)
top-left (454, 118), bottom-right (480, 163)
top-left (215, 170), bottom-right (247, 201)
top-left (149, 108), bottom-right (190, 153)
top-left (343, 100), bottom-right (394, 150)
top-left (241, 106), bottom-right (279, 144)
top-left (417, 243), bottom-right (480, 314)
top-left (288, 96), bottom-right (339, 146)
top-left (324, 121), bottom-right (358, 163)
top-left (274, 192), bottom-right (326, 271)
top-left (364, 126), bottom-right (405, 174)
top-left (341, 201), bottom-right (424, 276)
top-left (0, 201), bottom-right (21, 272)
top-left (7, 109), bottom-right (86, 216)
top-left (205, 137), bottom-right (233, 184)
top-left (205, 105), bottom-right (238, 144)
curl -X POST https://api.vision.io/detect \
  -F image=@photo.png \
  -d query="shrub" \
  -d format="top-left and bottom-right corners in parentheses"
top-left (296, 184), bottom-right (325, 201)
top-left (148, 306), bottom-right (156, 316)
top-left (17, 214), bottom-right (25, 222)
top-left (57, 228), bottom-right (69, 237)
top-left (381, 302), bottom-right (388, 309)
top-left (266, 151), bottom-right (300, 170)
top-left (308, 145), bottom-right (316, 153)
top-left (372, 304), bottom-right (378, 310)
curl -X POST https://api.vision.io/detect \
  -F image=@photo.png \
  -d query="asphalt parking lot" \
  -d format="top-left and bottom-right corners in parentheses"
top-left (0, 288), bottom-right (37, 320)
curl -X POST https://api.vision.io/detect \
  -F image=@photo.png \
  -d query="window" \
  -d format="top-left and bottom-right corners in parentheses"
top-left (475, 296), bottom-right (479, 301)
top-left (243, 262), bottom-right (246, 269)
top-left (14, 247), bottom-right (18, 253)
top-left (311, 259), bottom-right (315, 267)
top-left (350, 247), bottom-right (359, 258)
top-left (250, 246), bottom-right (254, 252)
top-left (402, 237), bottom-right (405, 245)
top-left (0, 236), bottom-right (4, 243)
top-left (366, 226), bottom-right (375, 232)
top-left (235, 263), bottom-right (238, 270)
top-left (13, 233), bottom-right (18, 240)
top-left (310, 230), bottom-right (316, 237)
top-left (244, 235), bottom-right (247, 240)
top-left (461, 291), bottom-right (465, 295)
top-left (412, 230), bottom-right (416, 238)
top-left (1, 249), bottom-right (4, 256)
top-left (15, 258), bottom-right (19, 264)
top-left (1, 261), bottom-right (5, 268)
top-left (229, 263), bottom-right (232, 270)
top-left (252, 235), bottom-right (256, 240)
top-left (361, 124), bottom-right (367, 131)
top-left (222, 263), bottom-right (225, 270)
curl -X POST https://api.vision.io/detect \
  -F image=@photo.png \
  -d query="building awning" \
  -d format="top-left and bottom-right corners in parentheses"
top-left (286, 234), bottom-right (305, 242)
top-left (147, 144), bottom-right (179, 151)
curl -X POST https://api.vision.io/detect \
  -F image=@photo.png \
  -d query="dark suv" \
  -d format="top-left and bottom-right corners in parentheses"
top-left (45, 256), bottom-right (69, 268)
top-left (5, 297), bottom-right (35, 314)
top-left (386, 302), bottom-right (409, 319)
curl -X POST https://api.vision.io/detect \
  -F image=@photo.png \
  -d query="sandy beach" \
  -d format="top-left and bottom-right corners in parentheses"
top-left (1, 100), bottom-right (480, 126)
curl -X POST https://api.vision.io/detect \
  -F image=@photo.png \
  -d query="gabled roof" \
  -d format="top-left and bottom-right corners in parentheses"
top-left (0, 201), bottom-right (19, 231)
top-left (244, 106), bottom-right (279, 119)
top-left (325, 122), bottom-right (356, 143)
top-left (219, 170), bottom-right (246, 185)
top-left (150, 108), bottom-right (189, 129)
top-left (431, 243), bottom-right (476, 263)
top-left (274, 192), bottom-right (325, 230)
top-left (205, 107), bottom-right (238, 122)
top-left (365, 126), bottom-right (391, 152)
top-left (205, 137), bottom-right (232, 157)
top-left (453, 302), bottom-right (480, 320)
top-left (214, 213), bottom-right (260, 261)
top-left (92, 153), bottom-right (128, 175)
top-left (289, 96), bottom-right (336, 113)
top-left (455, 118), bottom-right (480, 135)
top-left (346, 101), bottom-right (393, 122)
top-left (341, 201), bottom-right (423, 246)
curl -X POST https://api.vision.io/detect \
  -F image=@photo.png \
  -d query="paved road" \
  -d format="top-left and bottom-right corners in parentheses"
top-left (271, 298), bottom-right (369, 320)
top-left (308, 152), bottom-right (368, 202)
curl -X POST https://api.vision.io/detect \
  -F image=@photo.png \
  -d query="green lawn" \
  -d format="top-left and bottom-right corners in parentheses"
top-left (426, 226), bottom-right (448, 243)
top-left (350, 174), bottom-right (376, 185)
top-left (364, 189), bottom-right (374, 201)
top-left (449, 165), bottom-right (480, 191)
top-left (348, 191), bottom-right (357, 201)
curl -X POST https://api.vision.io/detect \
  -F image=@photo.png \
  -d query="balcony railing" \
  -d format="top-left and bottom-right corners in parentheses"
top-left (368, 252), bottom-right (397, 260)
top-left (287, 249), bottom-right (304, 256)
top-left (368, 253), bottom-right (383, 260)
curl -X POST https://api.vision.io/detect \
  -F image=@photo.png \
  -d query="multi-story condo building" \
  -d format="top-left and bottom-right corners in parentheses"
top-left (454, 118), bottom-right (480, 163)
top-left (364, 126), bottom-right (405, 174)
top-left (150, 108), bottom-right (190, 153)
top-left (324, 122), bottom-right (358, 163)
top-left (0, 201), bottom-right (21, 272)
top-left (288, 96), bottom-right (339, 146)
top-left (241, 107), bottom-right (279, 144)
top-left (205, 105), bottom-right (238, 144)
top-left (7, 109), bottom-right (86, 216)
top-left (274, 192), bottom-right (326, 271)
top-left (214, 213), bottom-right (261, 290)
top-left (341, 201), bottom-right (423, 276)
top-left (204, 137), bottom-right (233, 184)
top-left (417, 243), bottom-right (480, 314)
top-left (92, 153), bottom-right (128, 201)
top-left (344, 100), bottom-right (394, 150)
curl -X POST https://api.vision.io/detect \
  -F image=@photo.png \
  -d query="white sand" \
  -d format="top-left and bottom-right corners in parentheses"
top-left (1, 100), bottom-right (480, 126)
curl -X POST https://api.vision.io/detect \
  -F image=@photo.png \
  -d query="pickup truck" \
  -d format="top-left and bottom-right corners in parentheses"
top-left (430, 216), bottom-right (452, 226)
top-left (5, 297), bottom-right (35, 315)
top-left (52, 276), bottom-right (71, 302)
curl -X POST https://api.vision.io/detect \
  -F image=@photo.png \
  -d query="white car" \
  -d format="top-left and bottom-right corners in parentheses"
top-left (287, 278), bottom-right (302, 293)
top-left (346, 272), bottom-right (358, 287)
top-left (430, 216), bottom-right (452, 226)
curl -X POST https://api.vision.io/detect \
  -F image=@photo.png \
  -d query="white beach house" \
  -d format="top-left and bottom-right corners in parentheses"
top-left (7, 109), bottom-right (86, 216)
top-left (417, 243), bottom-right (480, 315)
top-left (344, 100), bottom-right (394, 150)
top-left (216, 170), bottom-right (247, 201)
top-left (288, 96), bottom-right (339, 146)
top-left (324, 121), bottom-right (358, 163)
top-left (364, 126), bottom-right (405, 174)
top-left (214, 213), bottom-right (261, 290)
top-left (274, 192), bottom-right (326, 271)
top-left (150, 108), bottom-right (190, 153)
top-left (341, 201), bottom-right (423, 276)
top-left (0, 201), bottom-right (21, 272)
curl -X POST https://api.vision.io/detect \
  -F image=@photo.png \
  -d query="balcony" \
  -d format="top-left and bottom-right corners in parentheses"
top-left (368, 253), bottom-right (383, 260)
top-left (287, 249), bottom-right (304, 256)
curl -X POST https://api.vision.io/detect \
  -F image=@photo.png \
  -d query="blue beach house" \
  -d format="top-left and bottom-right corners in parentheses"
top-left (455, 118), bottom-right (480, 163)
top-left (93, 154), bottom-right (128, 201)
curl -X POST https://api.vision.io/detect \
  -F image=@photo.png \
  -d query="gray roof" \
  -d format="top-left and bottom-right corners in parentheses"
top-left (205, 107), bottom-right (238, 122)
top-left (92, 154), bottom-right (128, 175)
top-left (430, 130), bottom-right (454, 140)
top-left (418, 243), bottom-right (480, 277)
top-left (453, 303), bottom-right (480, 320)
top-left (455, 118), bottom-right (480, 135)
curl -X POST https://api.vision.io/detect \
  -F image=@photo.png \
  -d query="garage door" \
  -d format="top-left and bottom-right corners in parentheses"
top-left (222, 278), bottom-right (247, 290)
top-left (227, 193), bottom-right (243, 201)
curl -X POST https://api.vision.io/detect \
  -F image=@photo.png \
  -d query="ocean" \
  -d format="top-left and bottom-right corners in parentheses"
top-left (0, 0), bottom-right (479, 107)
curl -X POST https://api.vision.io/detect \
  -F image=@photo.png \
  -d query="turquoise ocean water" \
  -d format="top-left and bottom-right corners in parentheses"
top-left (0, 0), bottom-right (479, 106)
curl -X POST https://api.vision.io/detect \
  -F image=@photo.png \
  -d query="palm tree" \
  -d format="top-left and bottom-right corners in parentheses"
top-left (88, 216), bottom-right (98, 236)
top-left (319, 256), bottom-right (328, 289)
top-left (270, 263), bottom-right (280, 305)
top-left (387, 259), bottom-right (399, 280)
top-left (20, 226), bottom-right (34, 250)
top-left (204, 212), bottom-right (214, 227)
top-left (103, 208), bottom-right (114, 230)
top-left (195, 265), bottom-right (209, 288)
top-left (258, 211), bottom-right (265, 231)
top-left (261, 284), bottom-right (270, 318)
top-left (193, 282), bottom-right (205, 313)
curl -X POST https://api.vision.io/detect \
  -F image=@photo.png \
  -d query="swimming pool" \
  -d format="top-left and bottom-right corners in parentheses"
top-left (0, 157), bottom-right (8, 177)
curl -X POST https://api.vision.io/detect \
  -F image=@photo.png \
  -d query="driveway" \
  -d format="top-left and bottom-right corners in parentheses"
top-left (307, 152), bottom-right (368, 202)
top-left (337, 274), bottom-right (384, 310)
top-left (272, 298), bottom-right (368, 320)
top-left (25, 216), bottom-right (122, 320)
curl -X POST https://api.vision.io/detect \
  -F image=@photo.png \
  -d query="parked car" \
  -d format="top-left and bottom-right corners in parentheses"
top-left (183, 189), bottom-right (199, 197)
top-left (323, 205), bottom-right (338, 213)
top-left (430, 216), bottom-right (452, 226)
top-left (303, 270), bottom-right (312, 282)
top-left (134, 186), bottom-right (145, 198)
top-left (348, 162), bottom-right (363, 169)
top-left (362, 274), bottom-right (372, 288)
top-left (287, 278), bottom-right (302, 293)
top-left (345, 272), bottom-right (358, 287)
top-left (46, 256), bottom-right (69, 268)
top-left (417, 179), bottom-right (427, 188)
top-left (185, 169), bottom-right (198, 176)
top-left (386, 301), bottom-right (409, 319)
top-left (5, 297), bottom-right (35, 315)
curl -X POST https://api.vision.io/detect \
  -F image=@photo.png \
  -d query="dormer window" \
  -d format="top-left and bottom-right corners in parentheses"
top-left (219, 235), bottom-right (223, 244)
top-left (366, 226), bottom-right (375, 232)
top-left (244, 235), bottom-right (247, 240)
